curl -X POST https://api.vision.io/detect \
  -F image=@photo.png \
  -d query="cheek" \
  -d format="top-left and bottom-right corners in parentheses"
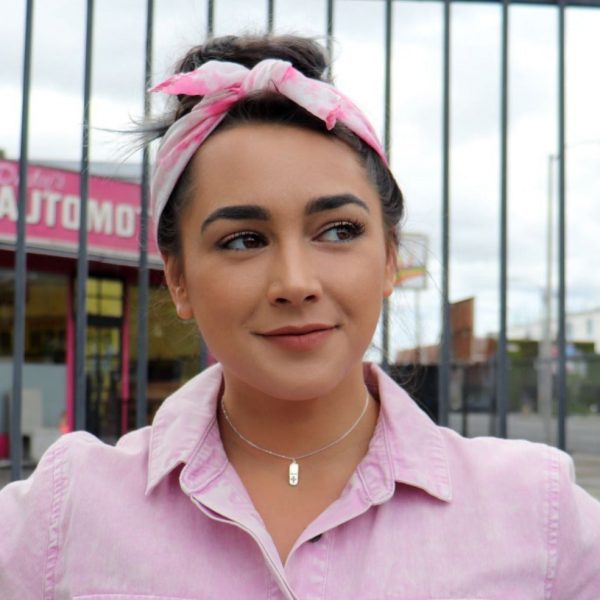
top-left (184, 261), bottom-right (262, 330)
top-left (324, 247), bottom-right (389, 309)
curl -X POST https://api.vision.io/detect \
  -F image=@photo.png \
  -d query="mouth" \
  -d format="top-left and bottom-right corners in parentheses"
top-left (256, 324), bottom-right (338, 351)
top-left (259, 324), bottom-right (337, 336)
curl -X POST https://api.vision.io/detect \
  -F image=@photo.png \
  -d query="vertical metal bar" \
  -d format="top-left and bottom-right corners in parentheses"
top-left (381, 0), bottom-right (392, 192)
top-left (121, 281), bottom-right (130, 435)
top-left (198, 338), bottom-right (205, 372)
top-left (556, 0), bottom-right (567, 450)
top-left (75, 0), bottom-right (94, 431)
top-left (267, 0), bottom-right (275, 33)
top-left (496, 0), bottom-right (510, 438)
top-left (136, 0), bottom-right (153, 429)
top-left (540, 154), bottom-right (555, 445)
top-left (438, 0), bottom-right (451, 427)
top-left (11, 0), bottom-right (35, 482)
top-left (207, 0), bottom-right (215, 39)
top-left (66, 278), bottom-right (76, 430)
top-left (381, 0), bottom-right (393, 369)
top-left (202, 0), bottom-right (215, 371)
top-left (199, 334), bottom-right (209, 371)
top-left (326, 0), bottom-right (334, 79)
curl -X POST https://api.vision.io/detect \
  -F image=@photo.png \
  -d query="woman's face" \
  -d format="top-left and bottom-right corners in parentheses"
top-left (165, 123), bottom-right (396, 400)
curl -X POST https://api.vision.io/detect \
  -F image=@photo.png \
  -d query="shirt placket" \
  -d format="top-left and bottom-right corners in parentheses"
top-left (284, 530), bottom-right (332, 600)
top-left (189, 493), bottom-right (298, 599)
top-left (178, 422), bottom-right (299, 599)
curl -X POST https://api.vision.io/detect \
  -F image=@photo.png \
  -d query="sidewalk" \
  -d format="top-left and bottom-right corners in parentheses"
top-left (572, 453), bottom-right (600, 501)
top-left (0, 461), bottom-right (33, 489)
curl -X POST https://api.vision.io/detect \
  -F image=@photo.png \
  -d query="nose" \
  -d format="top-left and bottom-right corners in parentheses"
top-left (266, 242), bottom-right (322, 306)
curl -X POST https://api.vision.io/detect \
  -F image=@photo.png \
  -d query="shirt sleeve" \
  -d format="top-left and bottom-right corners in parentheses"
top-left (549, 450), bottom-right (600, 599)
top-left (0, 438), bottom-right (69, 598)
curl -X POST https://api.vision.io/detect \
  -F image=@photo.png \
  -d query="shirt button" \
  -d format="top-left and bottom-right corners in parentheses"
top-left (309, 534), bottom-right (323, 543)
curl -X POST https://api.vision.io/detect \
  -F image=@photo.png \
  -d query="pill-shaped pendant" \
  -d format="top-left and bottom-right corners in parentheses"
top-left (289, 460), bottom-right (299, 486)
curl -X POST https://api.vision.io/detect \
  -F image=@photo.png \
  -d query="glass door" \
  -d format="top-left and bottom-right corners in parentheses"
top-left (85, 277), bottom-right (124, 441)
top-left (86, 325), bottom-right (121, 439)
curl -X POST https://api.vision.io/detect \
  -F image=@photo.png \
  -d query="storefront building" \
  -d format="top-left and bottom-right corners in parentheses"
top-left (0, 159), bottom-right (201, 459)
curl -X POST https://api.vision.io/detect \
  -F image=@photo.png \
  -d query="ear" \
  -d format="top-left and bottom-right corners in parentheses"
top-left (163, 253), bottom-right (194, 320)
top-left (383, 241), bottom-right (398, 298)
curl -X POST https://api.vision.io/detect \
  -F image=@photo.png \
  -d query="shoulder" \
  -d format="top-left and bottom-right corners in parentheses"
top-left (0, 432), bottom-right (117, 592)
top-left (440, 426), bottom-right (568, 489)
top-left (0, 427), bottom-right (153, 532)
top-left (438, 427), bottom-right (600, 597)
top-left (0, 426), bottom-right (153, 519)
top-left (36, 427), bottom-right (153, 483)
top-left (436, 425), bottom-right (576, 517)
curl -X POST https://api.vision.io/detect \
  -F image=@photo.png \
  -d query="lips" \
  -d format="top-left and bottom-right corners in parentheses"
top-left (257, 323), bottom-right (337, 351)
top-left (260, 324), bottom-right (335, 336)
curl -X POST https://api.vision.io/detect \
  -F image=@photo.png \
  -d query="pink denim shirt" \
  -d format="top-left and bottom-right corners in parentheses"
top-left (1, 363), bottom-right (599, 599)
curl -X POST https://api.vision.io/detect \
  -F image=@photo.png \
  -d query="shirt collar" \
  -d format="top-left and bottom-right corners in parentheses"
top-left (146, 363), bottom-right (223, 495)
top-left (363, 363), bottom-right (453, 502)
top-left (146, 362), bottom-right (452, 503)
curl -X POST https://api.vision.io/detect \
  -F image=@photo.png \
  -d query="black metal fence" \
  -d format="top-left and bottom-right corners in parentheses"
top-left (6, 0), bottom-right (599, 481)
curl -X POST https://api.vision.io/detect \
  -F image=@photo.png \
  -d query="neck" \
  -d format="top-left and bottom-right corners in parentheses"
top-left (218, 363), bottom-right (377, 461)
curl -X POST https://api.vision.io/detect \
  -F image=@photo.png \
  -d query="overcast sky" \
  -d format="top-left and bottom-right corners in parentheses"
top-left (2, 0), bottom-right (599, 357)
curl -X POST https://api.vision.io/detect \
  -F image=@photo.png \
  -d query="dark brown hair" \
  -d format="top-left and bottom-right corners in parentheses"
top-left (145, 34), bottom-right (404, 258)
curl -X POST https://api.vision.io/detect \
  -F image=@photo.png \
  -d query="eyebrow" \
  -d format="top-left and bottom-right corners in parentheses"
top-left (305, 194), bottom-right (370, 216)
top-left (201, 205), bottom-right (271, 232)
top-left (200, 193), bottom-right (370, 232)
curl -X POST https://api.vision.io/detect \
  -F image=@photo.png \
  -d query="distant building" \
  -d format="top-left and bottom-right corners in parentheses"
top-left (0, 158), bottom-right (204, 460)
top-left (395, 297), bottom-right (497, 366)
top-left (394, 298), bottom-right (600, 415)
top-left (509, 307), bottom-right (600, 353)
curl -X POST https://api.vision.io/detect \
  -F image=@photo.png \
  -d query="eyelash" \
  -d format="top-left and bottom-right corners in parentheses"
top-left (217, 231), bottom-right (266, 251)
top-left (216, 220), bottom-right (366, 251)
top-left (318, 220), bottom-right (366, 242)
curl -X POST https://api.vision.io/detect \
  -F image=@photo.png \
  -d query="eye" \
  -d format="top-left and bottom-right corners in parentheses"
top-left (218, 231), bottom-right (267, 251)
top-left (317, 220), bottom-right (365, 243)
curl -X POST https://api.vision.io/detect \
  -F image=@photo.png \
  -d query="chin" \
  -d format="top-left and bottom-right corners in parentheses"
top-left (225, 355), bottom-right (364, 401)
top-left (254, 379), bottom-right (339, 402)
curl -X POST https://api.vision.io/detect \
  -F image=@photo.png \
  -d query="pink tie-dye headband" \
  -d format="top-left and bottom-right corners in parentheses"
top-left (150, 58), bottom-right (387, 241)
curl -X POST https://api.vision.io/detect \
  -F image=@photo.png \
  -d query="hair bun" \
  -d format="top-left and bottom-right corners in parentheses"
top-left (177, 34), bottom-right (329, 81)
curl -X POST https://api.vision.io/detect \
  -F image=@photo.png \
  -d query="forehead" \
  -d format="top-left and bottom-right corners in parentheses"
top-left (186, 123), bottom-right (379, 215)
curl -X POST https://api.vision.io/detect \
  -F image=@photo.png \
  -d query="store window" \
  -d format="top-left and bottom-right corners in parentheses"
top-left (0, 269), bottom-right (68, 363)
top-left (0, 269), bottom-right (12, 358)
top-left (86, 278), bottom-right (124, 319)
top-left (27, 274), bottom-right (68, 363)
top-left (0, 270), bottom-right (68, 458)
top-left (83, 276), bottom-right (125, 440)
top-left (128, 283), bottom-right (202, 425)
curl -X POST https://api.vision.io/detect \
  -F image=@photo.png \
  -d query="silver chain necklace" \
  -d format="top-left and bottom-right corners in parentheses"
top-left (220, 391), bottom-right (370, 487)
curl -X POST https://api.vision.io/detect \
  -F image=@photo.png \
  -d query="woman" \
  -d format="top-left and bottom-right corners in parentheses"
top-left (1, 34), bottom-right (599, 599)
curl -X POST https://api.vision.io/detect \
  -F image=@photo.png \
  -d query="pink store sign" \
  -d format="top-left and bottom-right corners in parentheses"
top-left (0, 159), bottom-right (161, 265)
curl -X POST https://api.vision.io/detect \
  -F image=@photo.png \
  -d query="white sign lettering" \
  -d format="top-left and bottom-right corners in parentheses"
top-left (61, 195), bottom-right (80, 230)
top-left (0, 185), bottom-right (138, 239)
top-left (88, 199), bottom-right (113, 235)
top-left (115, 204), bottom-right (135, 237)
top-left (0, 186), bottom-right (18, 220)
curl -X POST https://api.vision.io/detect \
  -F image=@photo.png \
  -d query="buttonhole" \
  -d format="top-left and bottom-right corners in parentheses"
top-left (309, 534), bottom-right (323, 543)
